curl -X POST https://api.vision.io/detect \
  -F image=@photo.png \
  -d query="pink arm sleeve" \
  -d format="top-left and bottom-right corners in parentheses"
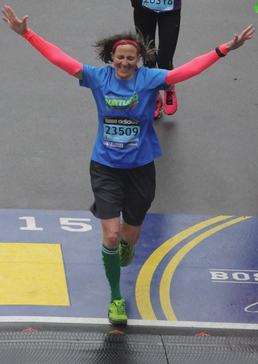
top-left (165, 44), bottom-right (229, 85)
top-left (22, 28), bottom-right (83, 75)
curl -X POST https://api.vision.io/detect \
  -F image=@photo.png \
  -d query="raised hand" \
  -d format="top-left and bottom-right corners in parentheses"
top-left (227, 24), bottom-right (255, 51)
top-left (2, 5), bottom-right (28, 35)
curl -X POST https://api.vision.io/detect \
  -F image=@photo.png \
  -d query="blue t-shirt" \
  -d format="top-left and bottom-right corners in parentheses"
top-left (79, 65), bottom-right (168, 169)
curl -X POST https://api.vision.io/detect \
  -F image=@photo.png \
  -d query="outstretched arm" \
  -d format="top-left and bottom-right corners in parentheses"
top-left (2, 5), bottom-right (83, 80)
top-left (165, 24), bottom-right (255, 85)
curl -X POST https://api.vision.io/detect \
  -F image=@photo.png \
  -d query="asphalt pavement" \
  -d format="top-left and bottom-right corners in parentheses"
top-left (1, 0), bottom-right (258, 216)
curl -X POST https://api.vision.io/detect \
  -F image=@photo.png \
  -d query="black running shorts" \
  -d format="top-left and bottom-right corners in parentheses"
top-left (89, 160), bottom-right (156, 226)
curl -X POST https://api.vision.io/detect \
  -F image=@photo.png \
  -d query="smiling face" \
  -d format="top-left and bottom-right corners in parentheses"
top-left (111, 44), bottom-right (141, 81)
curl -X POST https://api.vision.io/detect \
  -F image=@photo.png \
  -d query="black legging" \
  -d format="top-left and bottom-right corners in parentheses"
top-left (133, 7), bottom-right (181, 70)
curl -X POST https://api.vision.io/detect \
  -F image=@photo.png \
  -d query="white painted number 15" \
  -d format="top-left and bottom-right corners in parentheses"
top-left (19, 216), bottom-right (92, 232)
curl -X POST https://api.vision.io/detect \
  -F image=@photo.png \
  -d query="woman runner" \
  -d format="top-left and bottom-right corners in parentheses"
top-left (2, 5), bottom-right (254, 325)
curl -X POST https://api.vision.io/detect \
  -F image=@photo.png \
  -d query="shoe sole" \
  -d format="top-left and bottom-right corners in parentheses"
top-left (120, 259), bottom-right (133, 267)
top-left (164, 107), bottom-right (177, 115)
top-left (120, 251), bottom-right (135, 267)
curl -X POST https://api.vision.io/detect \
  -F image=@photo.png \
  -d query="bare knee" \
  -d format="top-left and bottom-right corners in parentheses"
top-left (103, 230), bottom-right (121, 249)
top-left (101, 218), bottom-right (121, 249)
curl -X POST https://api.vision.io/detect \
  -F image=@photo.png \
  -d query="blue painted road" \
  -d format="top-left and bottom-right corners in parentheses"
top-left (0, 209), bottom-right (258, 325)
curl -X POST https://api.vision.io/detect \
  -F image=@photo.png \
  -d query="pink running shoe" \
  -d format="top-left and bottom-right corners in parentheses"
top-left (164, 86), bottom-right (177, 115)
top-left (154, 97), bottom-right (163, 119)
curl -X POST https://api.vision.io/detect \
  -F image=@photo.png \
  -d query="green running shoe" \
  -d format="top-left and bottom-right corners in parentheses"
top-left (119, 243), bottom-right (135, 267)
top-left (108, 299), bottom-right (127, 325)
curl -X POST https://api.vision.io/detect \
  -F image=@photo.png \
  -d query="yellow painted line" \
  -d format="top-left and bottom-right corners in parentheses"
top-left (160, 216), bottom-right (252, 321)
top-left (0, 243), bottom-right (70, 306)
top-left (136, 215), bottom-right (233, 320)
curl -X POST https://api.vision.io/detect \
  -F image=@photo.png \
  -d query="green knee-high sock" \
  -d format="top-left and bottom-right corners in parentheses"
top-left (102, 244), bottom-right (122, 303)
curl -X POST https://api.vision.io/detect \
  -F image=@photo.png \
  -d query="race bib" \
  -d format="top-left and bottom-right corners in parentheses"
top-left (103, 117), bottom-right (140, 150)
top-left (143, 0), bottom-right (174, 12)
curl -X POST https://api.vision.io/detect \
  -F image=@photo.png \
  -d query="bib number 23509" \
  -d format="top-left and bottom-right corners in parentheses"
top-left (103, 117), bottom-right (140, 150)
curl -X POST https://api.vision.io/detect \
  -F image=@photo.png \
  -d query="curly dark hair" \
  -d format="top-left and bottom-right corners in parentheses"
top-left (93, 30), bottom-right (156, 64)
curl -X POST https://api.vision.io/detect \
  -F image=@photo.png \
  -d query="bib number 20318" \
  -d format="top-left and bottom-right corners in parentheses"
top-left (143, 0), bottom-right (173, 5)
